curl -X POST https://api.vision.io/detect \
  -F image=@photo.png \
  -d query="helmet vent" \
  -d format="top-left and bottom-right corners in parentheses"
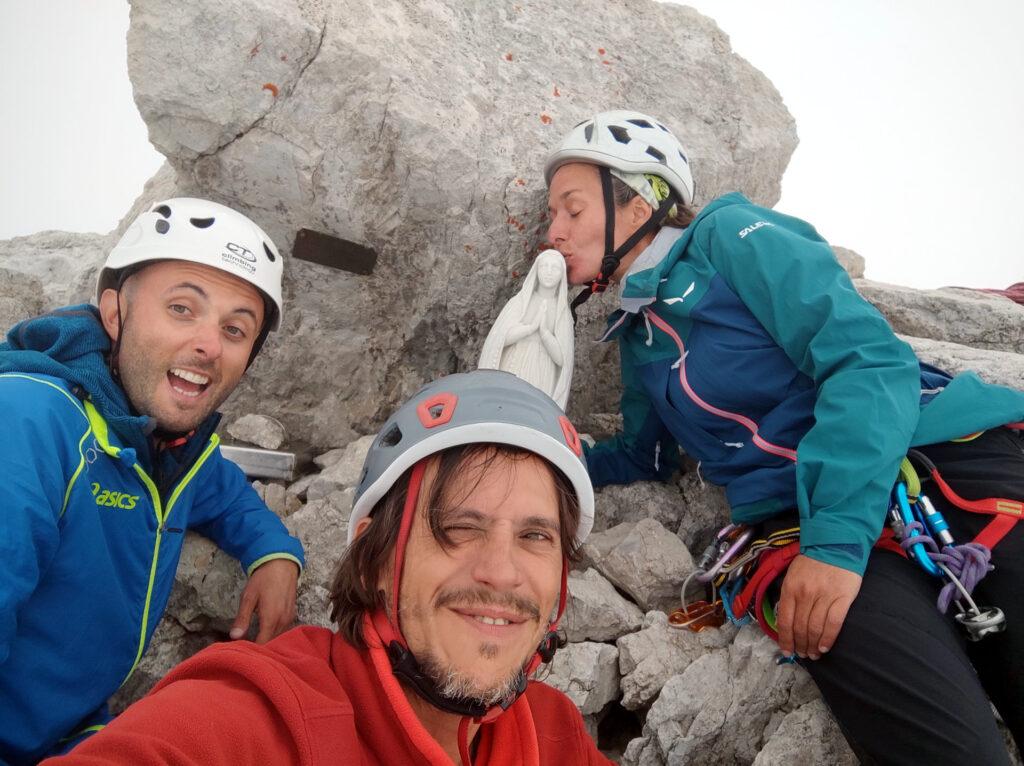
top-left (190, 217), bottom-right (215, 229)
top-left (626, 118), bottom-right (653, 129)
top-left (155, 219), bottom-right (170, 234)
top-left (154, 204), bottom-right (172, 218)
top-left (583, 123), bottom-right (594, 142)
top-left (263, 242), bottom-right (277, 262)
top-left (678, 148), bottom-right (688, 164)
top-left (608, 125), bottom-right (631, 144)
top-left (379, 424), bottom-right (403, 448)
top-left (645, 146), bottom-right (666, 162)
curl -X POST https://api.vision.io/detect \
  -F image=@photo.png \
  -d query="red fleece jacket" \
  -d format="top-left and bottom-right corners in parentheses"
top-left (42, 624), bottom-right (611, 766)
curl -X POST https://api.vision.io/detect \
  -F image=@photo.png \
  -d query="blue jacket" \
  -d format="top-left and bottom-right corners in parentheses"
top-left (0, 306), bottom-right (305, 765)
top-left (586, 193), bottom-right (1024, 575)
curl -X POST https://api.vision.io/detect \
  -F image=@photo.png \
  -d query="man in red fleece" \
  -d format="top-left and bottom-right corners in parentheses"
top-left (44, 370), bottom-right (612, 766)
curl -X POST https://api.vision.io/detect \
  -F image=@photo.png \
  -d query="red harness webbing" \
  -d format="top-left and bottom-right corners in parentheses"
top-left (911, 450), bottom-right (1024, 550)
top-left (730, 541), bottom-right (800, 642)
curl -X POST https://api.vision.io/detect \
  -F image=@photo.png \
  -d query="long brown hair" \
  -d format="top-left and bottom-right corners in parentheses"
top-left (329, 443), bottom-right (582, 647)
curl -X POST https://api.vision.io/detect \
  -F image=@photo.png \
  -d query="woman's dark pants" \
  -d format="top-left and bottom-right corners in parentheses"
top-left (800, 428), bottom-right (1024, 765)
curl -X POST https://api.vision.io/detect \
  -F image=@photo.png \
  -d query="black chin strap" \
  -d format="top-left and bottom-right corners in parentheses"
top-left (107, 270), bottom-right (136, 380)
top-left (569, 166), bottom-right (678, 323)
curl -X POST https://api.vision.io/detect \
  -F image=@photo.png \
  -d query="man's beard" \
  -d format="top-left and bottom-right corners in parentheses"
top-left (398, 586), bottom-right (543, 708)
top-left (117, 335), bottom-right (222, 432)
top-left (416, 646), bottom-right (527, 708)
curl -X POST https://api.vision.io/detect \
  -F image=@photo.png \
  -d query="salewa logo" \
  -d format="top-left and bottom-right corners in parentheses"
top-left (91, 482), bottom-right (140, 510)
top-left (738, 221), bottom-right (774, 239)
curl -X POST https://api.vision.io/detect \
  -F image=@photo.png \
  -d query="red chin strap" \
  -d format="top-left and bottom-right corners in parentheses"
top-left (370, 458), bottom-right (570, 723)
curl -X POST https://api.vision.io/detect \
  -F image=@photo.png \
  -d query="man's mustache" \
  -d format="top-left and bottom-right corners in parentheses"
top-left (434, 587), bottom-right (541, 621)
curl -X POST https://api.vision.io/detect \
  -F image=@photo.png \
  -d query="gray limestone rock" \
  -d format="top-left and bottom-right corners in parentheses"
top-left (108, 618), bottom-right (217, 713)
top-left (0, 268), bottom-right (46, 332)
top-left (284, 488), bottom-right (352, 592)
top-left (165, 488), bottom-right (349, 634)
top-left (119, 0), bottom-right (797, 449)
top-left (313, 447), bottom-right (347, 470)
top-left (303, 435), bottom-right (375, 500)
top-left (583, 519), bottom-right (694, 612)
top-left (0, 230), bottom-right (110, 313)
top-left (252, 479), bottom-right (304, 517)
top-left (617, 611), bottom-right (737, 710)
top-left (752, 699), bottom-right (857, 766)
top-left (904, 335), bottom-right (1024, 392)
top-left (592, 480), bottom-right (688, 535)
top-left (287, 472), bottom-right (319, 499)
top-left (227, 413), bottom-right (287, 449)
top-left (832, 246), bottom-right (865, 279)
top-left (165, 533), bottom-right (247, 632)
top-left (858, 279), bottom-right (1024, 355)
top-left (316, 434), bottom-right (376, 488)
top-left (544, 641), bottom-right (621, 715)
top-left (623, 629), bottom-right (810, 765)
top-left (564, 567), bottom-right (644, 643)
top-left (675, 459), bottom-right (732, 552)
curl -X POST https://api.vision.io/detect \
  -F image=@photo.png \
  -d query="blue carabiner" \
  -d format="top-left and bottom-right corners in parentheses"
top-left (895, 482), bottom-right (942, 576)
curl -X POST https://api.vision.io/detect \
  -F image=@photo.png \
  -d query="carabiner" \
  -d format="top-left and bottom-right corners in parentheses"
top-left (894, 482), bottom-right (942, 576)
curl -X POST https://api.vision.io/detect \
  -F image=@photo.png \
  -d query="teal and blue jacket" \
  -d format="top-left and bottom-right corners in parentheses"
top-left (586, 193), bottom-right (1024, 575)
top-left (0, 306), bottom-right (304, 765)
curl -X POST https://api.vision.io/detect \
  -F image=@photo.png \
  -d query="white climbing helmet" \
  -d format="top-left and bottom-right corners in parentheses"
top-left (544, 110), bottom-right (695, 206)
top-left (98, 198), bottom-right (284, 331)
top-left (349, 369), bottom-right (595, 546)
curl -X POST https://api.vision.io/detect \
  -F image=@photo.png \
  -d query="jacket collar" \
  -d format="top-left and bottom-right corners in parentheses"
top-left (598, 192), bottom-right (752, 341)
top-left (0, 304), bottom-right (219, 472)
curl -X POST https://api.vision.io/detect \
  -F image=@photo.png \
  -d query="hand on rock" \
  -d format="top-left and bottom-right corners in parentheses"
top-left (230, 558), bottom-right (299, 643)
top-left (776, 554), bottom-right (861, 660)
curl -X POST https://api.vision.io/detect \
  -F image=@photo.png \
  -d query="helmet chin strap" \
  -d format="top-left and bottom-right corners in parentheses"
top-left (569, 165), bottom-right (678, 323)
top-left (372, 460), bottom-right (569, 722)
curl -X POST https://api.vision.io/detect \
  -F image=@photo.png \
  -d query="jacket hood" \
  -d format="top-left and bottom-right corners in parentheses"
top-left (0, 304), bottom-right (154, 458)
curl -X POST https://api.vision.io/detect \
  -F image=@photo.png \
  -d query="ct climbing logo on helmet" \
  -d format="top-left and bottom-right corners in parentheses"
top-left (222, 241), bottom-right (258, 274)
top-left (91, 482), bottom-right (140, 510)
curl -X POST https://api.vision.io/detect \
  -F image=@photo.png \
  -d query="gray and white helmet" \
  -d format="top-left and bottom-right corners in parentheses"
top-left (349, 370), bottom-right (594, 545)
top-left (544, 109), bottom-right (695, 206)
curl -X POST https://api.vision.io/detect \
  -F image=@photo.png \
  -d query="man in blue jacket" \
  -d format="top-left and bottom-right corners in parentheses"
top-left (0, 198), bottom-right (305, 765)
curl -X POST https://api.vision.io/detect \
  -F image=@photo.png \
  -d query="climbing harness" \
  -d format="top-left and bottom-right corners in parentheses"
top-left (671, 437), bottom-right (1022, 645)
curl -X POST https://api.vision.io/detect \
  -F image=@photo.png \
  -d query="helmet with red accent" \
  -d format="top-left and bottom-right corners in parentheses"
top-left (350, 369), bottom-right (593, 545)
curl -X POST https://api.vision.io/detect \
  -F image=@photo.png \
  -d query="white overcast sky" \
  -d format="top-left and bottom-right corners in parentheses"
top-left (0, 1), bottom-right (1021, 289)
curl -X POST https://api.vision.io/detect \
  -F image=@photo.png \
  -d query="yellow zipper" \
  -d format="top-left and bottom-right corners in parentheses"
top-left (82, 399), bottom-right (222, 688)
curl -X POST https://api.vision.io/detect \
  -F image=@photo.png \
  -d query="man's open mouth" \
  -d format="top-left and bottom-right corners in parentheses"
top-left (167, 368), bottom-right (211, 398)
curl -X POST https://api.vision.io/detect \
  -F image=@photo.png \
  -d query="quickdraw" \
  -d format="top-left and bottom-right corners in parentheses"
top-left (670, 524), bottom-right (800, 640)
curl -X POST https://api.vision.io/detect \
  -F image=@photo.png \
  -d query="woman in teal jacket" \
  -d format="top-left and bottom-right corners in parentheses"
top-left (544, 110), bottom-right (1024, 763)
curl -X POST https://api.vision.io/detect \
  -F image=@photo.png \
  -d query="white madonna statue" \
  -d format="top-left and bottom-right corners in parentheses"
top-left (478, 249), bottom-right (574, 409)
